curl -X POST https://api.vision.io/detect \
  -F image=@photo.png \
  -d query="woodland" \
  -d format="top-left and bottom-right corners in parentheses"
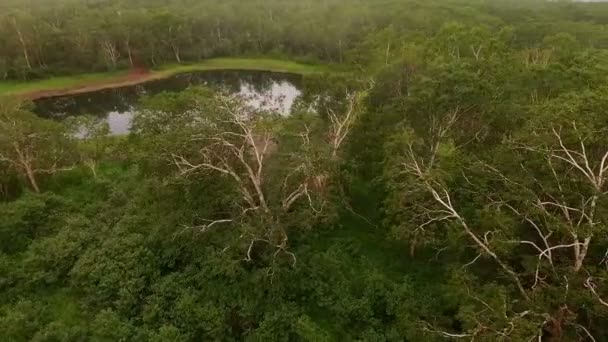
top-left (2, 0), bottom-right (608, 341)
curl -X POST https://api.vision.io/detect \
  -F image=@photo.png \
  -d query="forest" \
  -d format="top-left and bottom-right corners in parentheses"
top-left (2, 0), bottom-right (608, 340)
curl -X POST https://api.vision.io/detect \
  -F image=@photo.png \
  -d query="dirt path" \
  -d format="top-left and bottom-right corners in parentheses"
top-left (25, 71), bottom-right (166, 100)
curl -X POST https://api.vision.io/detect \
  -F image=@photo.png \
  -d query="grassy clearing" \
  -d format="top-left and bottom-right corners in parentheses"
top-left (0, 58), bottom-right (337, 97)
top-left (155, 57), bottom-right (335, 75)
top-left (0, 70), bottom-right (129, 96)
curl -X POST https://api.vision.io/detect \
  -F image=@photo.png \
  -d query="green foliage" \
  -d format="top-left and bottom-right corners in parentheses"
top-left (89, 309), bottom-right (135, 342)
top-left (0, 99), bottom-right (76, 192)
top-left (4, 1), bottom-right (608, 340)
top-left (0, 192), bottom-right (67, 254)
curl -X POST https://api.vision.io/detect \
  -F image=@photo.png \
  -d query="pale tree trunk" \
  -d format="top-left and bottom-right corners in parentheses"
top-left (409, 233), bottom-right (417, 257)
top-left (85, 159), bottom-right (98, 179)
top-left (74, 31), bottom-right (88, 62)
top-left (14, 143), bottom-right (39, 193)
top-left (216, 18), bottom-right (222, 43)
top-left (172, 95), bottom-right (328, 265)
top-left (574, 237), bottom-right (591, 272)
top-left (404, 148), bottom-right (530, 301)
top-left (328, 84), bottom-right (374, 158)
top-left (24, 164), bottom-right (40, 193)
top-left (385, 42), bottom-right (391, 65)
top-left (167, 26), bottom-right (182, 63)
top-left (32, 27), bottom-right (46, 68)
top-left (11, 18), bottom-right (32, 70)
top-left (172, 45), bottom-right (181, 63)
top-left (101, 41), bottom-right (119, 69)
top-left (126, 39), bottom-right (134, 67)
top-left (547, 126), bottom-right (607, 272)
top-left (471, 45), bottom-right (483, 61)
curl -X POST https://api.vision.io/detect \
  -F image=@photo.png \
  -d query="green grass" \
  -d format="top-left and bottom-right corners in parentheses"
top-left (155, 57), bottom-right (335, 75)
top-left (0, 58), bottom-right (339, 97)
top-left (0, 70), bottom-right (128, 96)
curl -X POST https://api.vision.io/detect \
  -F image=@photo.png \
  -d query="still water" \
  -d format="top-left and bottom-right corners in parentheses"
top-left (34, 70), bottom-right (303, 135)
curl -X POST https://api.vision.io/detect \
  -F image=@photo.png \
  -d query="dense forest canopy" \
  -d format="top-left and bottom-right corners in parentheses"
top-left (2, 0), bottom-right (608, 341)
top-left (1, 0), bottom-right (608, 79)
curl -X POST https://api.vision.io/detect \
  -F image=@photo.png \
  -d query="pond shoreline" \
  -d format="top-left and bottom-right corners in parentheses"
top-left (34, 70), bottom-right (305, 135)
top-left (0, 58), bottom-right (332, 100)
top-left (24, 73), bottom-right (168, 100)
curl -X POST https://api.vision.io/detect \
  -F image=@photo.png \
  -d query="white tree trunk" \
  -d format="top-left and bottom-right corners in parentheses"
top-left (11, 18), bottom-right (32, 70)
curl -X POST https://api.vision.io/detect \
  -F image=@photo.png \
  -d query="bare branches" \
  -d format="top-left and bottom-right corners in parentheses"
top-left (0, 122), bottom-right (74, 193)
top-left (515, 123), bottom-right (608, 272)
top-left (495, 202), bottom-right (557, 269)
top-left (550, 126), bottom-right (600, 190)
top-left (244, 237), bottom-right (297, 267)
top-left (403, 145), bottom-right (530, 300)
top-left (101, 40), bottom-right (120, 68)
top-left (328, 83), bottom-right (373, 158)
top-left (172, 98), bottom-right (272, 213)
top-left (189, 219), bottom-right (233, 233)
top-left (573, 323), bottom-right (597, 342)
top-left (585, 277), bottom-right (608, 308)
top-left (419, 306), bottom-right (541, 341)
top-left (419, 321), bottom-right (476, 339)
top-left (462, 253), bottom-right (483, 269)
top-left (172, 94), bottom-right (335, 265)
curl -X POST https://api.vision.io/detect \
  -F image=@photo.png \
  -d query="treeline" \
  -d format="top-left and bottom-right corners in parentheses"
top-left (2, 0), bottom-right (608, 79)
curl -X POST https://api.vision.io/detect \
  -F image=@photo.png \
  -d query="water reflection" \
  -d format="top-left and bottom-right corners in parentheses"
top-left (107, 111), bottom-right (132, 135)
top-left (34, 70), bottom-right (303, 135)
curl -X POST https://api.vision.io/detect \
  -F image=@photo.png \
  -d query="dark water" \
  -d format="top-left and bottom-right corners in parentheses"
top-left (34, 70), bottom-right (303, 135)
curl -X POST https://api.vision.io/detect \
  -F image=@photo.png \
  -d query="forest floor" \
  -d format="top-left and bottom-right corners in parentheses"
top-left (0, 58), bottom-right (334, 100)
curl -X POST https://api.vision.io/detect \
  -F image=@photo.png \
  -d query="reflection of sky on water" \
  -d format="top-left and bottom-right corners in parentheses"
top-left (239, 80), bottom-right (301, 116)
top-left (34, 71), bottom-right (303, 135)
top-left (107, 111), bottom-right (133, 135)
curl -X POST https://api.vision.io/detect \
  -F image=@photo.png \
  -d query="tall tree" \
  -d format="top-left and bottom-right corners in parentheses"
top-left (0, 99), bottom-right (74, 192)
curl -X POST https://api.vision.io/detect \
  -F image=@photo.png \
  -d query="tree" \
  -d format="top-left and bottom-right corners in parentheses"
top-left (65, 116), bottom-right (110, 179)
top-left (383, 84), bottom-right (608, 340)
top-left (0, 99), bottom-right (74, 193)
top-left (170, 92), bottom-right (329, 264)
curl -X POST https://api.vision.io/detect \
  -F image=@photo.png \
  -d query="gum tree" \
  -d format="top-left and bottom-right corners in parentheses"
top-left (0, 99), bottom-right (74, 193)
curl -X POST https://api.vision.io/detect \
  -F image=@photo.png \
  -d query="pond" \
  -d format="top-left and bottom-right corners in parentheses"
top-left (33, 70), bottom-right (303, 135)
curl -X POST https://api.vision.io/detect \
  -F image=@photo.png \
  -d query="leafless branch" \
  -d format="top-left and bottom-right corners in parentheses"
top-left (585, 277), bottom-right (608, 308)
top-left (403, 146), bottom-right (530, 300)
top-left (328, 82), bottom-right (373, 158)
